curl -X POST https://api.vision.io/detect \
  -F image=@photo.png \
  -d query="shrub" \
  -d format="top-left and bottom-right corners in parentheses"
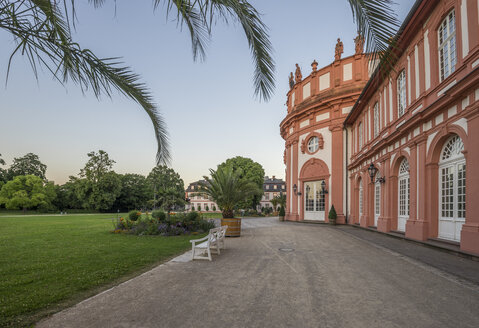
top-left (212, 205), bottom-right (216, 211)
top-left (328, 205), bottom-right (337, 225)
top-left (197, 205), bottom-right (201, 211)
top-left (205, 205), bottom-right (209, 211)
top-left (152, 210), bottom-right (166, 221)
top-left (128, 210), bottom-right (141, 221)
top-left (279, 206), bottom-right (285, 217)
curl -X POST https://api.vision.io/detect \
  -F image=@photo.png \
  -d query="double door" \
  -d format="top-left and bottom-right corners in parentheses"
top-left (304, 180), bottom-right (325, 221)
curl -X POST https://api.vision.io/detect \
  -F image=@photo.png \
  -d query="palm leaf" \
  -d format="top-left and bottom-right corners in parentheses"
top-left (348, 0), bottom-right (400, 73)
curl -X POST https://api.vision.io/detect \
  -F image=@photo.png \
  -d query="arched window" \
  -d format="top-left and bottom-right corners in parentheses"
top-left (438, 10), bottom-right (456, 81)
top-left (373, 102), bottom-right (380, 137)
top-left (374, 172), bottom-right (381, 226)
top-left (398, 158), bottom-right (410, 232)
top-left (439, 135), bottom-right (465, 241)
top-left (359, 178), bottom-right (363, 218)
top-left (397, 70), bottom-right (406, 117)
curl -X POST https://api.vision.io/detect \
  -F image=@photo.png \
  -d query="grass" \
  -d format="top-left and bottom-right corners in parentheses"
top-left (199, 212), bottom-right (222, 219)
top-left (0, 213), bottom-right (203, 327)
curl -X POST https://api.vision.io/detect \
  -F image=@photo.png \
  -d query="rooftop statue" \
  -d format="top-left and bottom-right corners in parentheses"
top-left (335, 38), bottom-right (344, 61)
top-left (354, 34), bottom-right (364, 54)
top-left (289, 72), bottom-right (295, 89)
top-left (295, 63), bottom-right (302, 83)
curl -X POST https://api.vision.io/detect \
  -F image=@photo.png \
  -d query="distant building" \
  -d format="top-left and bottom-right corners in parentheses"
top-left (185, 180), bottom-right (219, 212)
top-left (259, 176), bottom-right (286, 210)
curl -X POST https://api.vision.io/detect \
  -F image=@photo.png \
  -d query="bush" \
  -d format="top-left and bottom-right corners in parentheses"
top-left (279, 206), bottom-right (285, 217)
top-left (205, 205), bottom-right (209, 211)
top-left (212, 205), bottom-right (216, 211)
top-left (197, 205), bottom-right (201, 211)
top-left (113, 211), bottom-right (214, 236)
top-left (128, 210), bottom-right (141, 221)
top-left (152, 210), bottom-right (166, 221)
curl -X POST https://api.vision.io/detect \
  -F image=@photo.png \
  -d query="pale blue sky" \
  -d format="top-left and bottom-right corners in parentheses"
top-left (0, 0), bottom-right (415, 185)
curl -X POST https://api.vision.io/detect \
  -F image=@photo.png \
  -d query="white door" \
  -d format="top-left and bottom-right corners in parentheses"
top-left (398, 159), bottom-right (410, 232)
top-left (374, 177), bottom-right (381, 226)
top-left (359, 179), bottom-right (363, 220)
top-left (304, 181), bottom-right (325, 221)
top-left (439, 135), bottom-right (465, 242)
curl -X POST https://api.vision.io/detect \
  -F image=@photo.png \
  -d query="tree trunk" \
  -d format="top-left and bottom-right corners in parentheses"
top-left (222, 209), bottom-right (234, 218)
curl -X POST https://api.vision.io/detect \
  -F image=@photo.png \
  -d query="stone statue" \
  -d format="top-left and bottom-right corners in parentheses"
top-left (354, 34), bottom-right (364, 55)
top-left (289, 72), bottom-right (295, 89)
top-left (295, 63), bottom-right (302, 83)
top-left (335, 38), bottom-right (344, 61)
top-left (311, 60), bottom-right (318, 72)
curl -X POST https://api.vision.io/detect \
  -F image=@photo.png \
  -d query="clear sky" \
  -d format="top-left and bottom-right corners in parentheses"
top-left (0, 0), bottom-right (415, 186)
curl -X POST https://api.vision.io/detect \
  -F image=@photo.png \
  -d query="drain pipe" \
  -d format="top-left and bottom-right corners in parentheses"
top-left (345, 127), bottom-right (349, 224)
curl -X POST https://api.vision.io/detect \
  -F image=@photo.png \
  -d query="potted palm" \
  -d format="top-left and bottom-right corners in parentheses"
top-left (198, 166), bottom-right (260, 237)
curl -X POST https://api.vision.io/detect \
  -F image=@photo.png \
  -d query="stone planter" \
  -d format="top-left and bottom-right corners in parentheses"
top-left (279, 216), bottom-right (285, 222)
top-left (221, 217), bottom-right (241, 237)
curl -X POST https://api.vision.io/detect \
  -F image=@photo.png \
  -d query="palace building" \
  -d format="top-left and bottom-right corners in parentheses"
top-left (281, 0), bottom-right (479, 255)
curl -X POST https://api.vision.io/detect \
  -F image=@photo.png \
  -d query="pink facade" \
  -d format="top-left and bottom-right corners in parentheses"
top-left (281, 39), bottom-right (371, 223)
top-left (282, 0), bottom-right (479, 255)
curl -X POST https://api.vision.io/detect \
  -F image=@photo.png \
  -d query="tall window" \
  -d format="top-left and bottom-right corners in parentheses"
top-left (397, 70), bottom-right (406, 117)
top-left (398, 158), bottom-right (410, 232)
top-left (439, 135), bottom-right (465, 241)
top-left (438, 10), bottom-right (456, 81)
top-left (359, 179), bottom-right (363, 217)
top-left (373, 102), bottom-right (380, 137)
top-left (358, 122), bottom-right (363, 150)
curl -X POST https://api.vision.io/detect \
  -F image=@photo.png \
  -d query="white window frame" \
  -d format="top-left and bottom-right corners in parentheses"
top-left (359, 179), bottom-right (363, 217)
top-left (373, 102), bottom-right (380, 137)
top-left (397, 70), bottom-right (406, 117)
top-left (438, 135), bottom-right (465, 242)
top-left (398, 158), bottom-right (410, 232)
top-left (374, 173), bottom-right (381, 226)
top-left (438, 10), bottom-right (457, 82)
top-left (308, 136), bottom-right (319, 153)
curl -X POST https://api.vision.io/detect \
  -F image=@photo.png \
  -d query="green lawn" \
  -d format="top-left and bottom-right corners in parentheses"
top-left (0, 214), bottom-right (201, 327)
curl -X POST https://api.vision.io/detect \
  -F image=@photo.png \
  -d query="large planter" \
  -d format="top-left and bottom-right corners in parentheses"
top-left (221, 217), bottom-right (241, 237)
top-left (279, 216), bottom-right (285, 222)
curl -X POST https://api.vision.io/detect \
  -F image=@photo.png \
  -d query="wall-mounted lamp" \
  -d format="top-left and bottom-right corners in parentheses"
top-left (321, 180), bottom-right (329, 194)
top-left (368, 163), bottom-right (386, 184)
top-left (293, 184), bottom-right (302, 196)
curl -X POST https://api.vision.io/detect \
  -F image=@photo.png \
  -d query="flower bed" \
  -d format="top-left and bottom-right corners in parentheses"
top-left (113, 211), bottom-right (215, 236)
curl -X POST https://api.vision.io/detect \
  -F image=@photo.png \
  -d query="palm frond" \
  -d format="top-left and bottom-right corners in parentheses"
top-left (205, 0), bottom-right (275, 101)
top-left (348, 0), bottom-right (400, 73)
top-left (0, 0), bottom-right (170, 164)
top-left (154, 0), bottom-right (275, 101)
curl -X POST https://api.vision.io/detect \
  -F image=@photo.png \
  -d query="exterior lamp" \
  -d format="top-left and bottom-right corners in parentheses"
top-left (293, 184), bottom-right (302, 196)
top-left (368, 163), bottom-right (386, 184)
top-left (321, 180), bottom-right (329, 194)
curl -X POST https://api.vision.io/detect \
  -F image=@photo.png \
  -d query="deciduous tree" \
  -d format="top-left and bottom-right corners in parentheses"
top-left (7, 153), bottom-right (47, 181)
top-left (218, 156), bottom-right (265, 209)
top-left (0, 175), bottom-right (56, 211)
top-left (147, 165), bottom-right (185, 212)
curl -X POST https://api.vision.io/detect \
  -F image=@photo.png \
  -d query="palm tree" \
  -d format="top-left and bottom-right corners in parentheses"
top-left (270, 197), bottom-right (279, 214)
top-left (198, 166), bottom-right (260, 219)
top-left (1, 1), bottom-right (398, 163)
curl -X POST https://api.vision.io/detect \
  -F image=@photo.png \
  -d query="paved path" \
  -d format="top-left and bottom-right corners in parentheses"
top-left (37, 218), bottom-right (479, 328)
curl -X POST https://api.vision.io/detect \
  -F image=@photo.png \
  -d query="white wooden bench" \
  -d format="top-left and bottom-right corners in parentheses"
top-left (190, 226), bottom-right (228, 261)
